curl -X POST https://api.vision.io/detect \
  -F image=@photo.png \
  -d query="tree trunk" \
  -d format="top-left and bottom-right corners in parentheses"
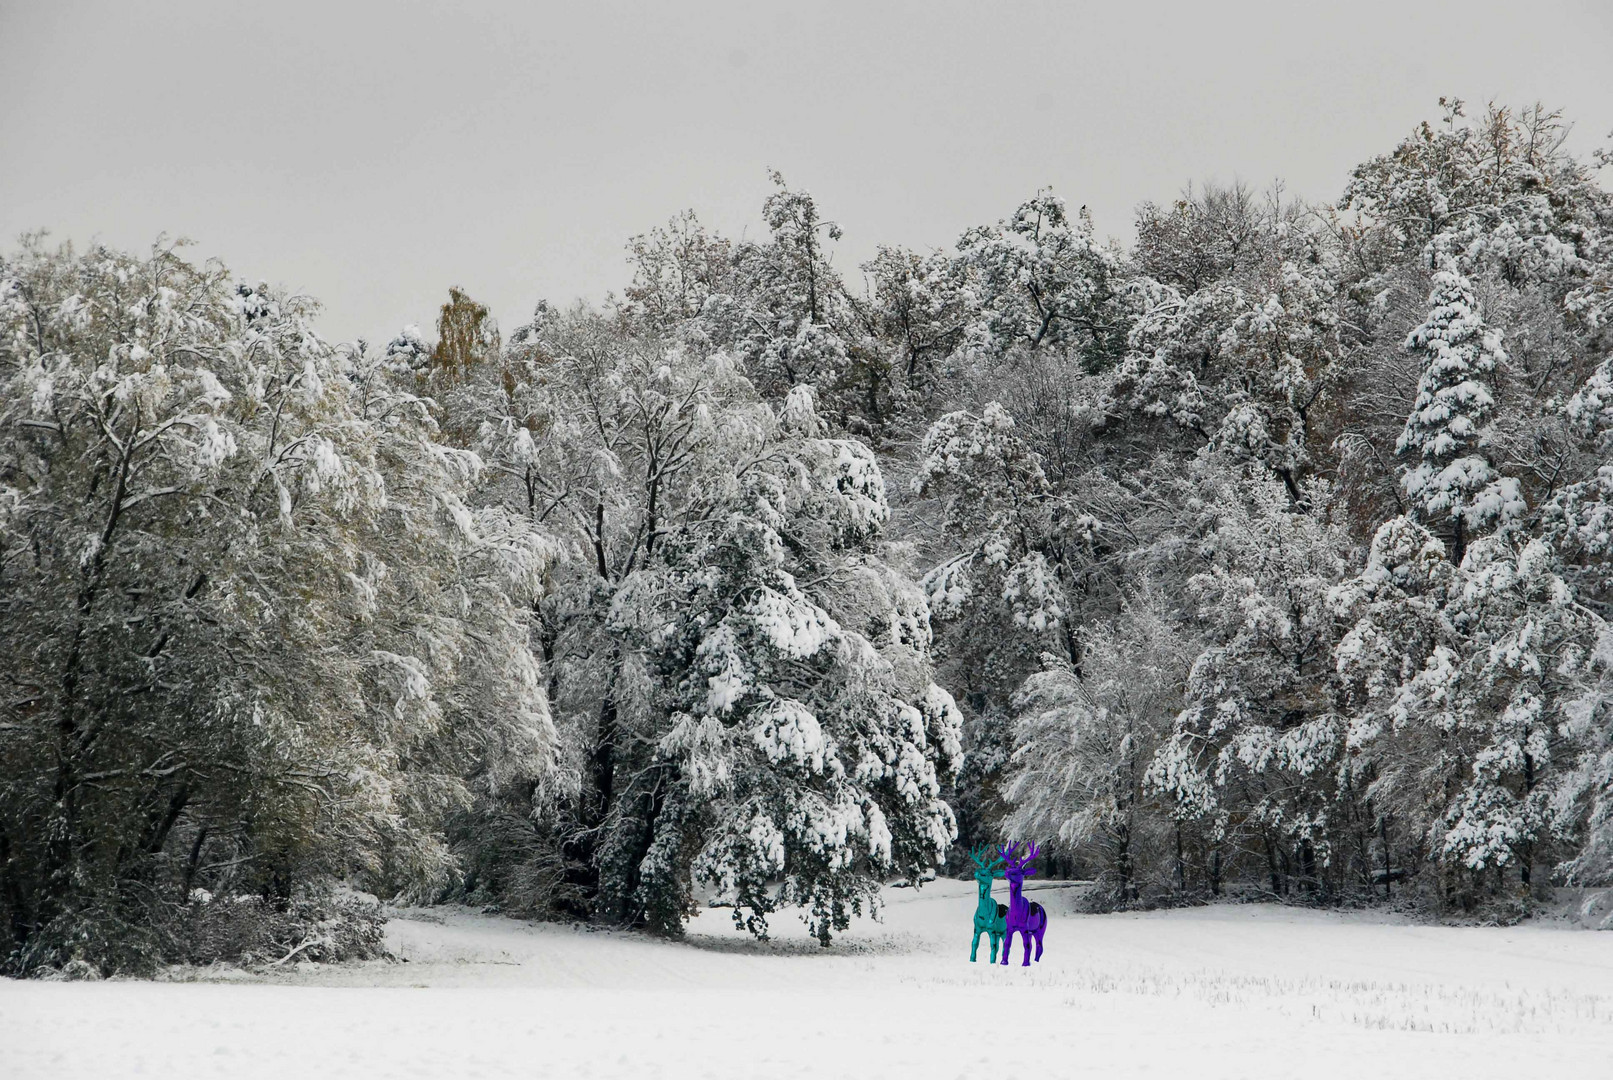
top-left (621, 767), bottom-right (673, 930)
top-left (1173, 821), bottom-right (1186, 894)
top-left (1114, 822), bottom-right (1134, 901)
top-left (181, 827), bottom-right (210, 902)
top-left (1263, 831), bottom-right (1282, 896)
top-left (1298, 838), bottom-right (1317, 897)
top-left (1520, 750), bottom-right (1536, 892)
top-left (565, 648), bottom-right (622, 906)
top-left (0, 832), bottom-right (31, 949)
top-left (1379, 816), bottom-right (1394, 899)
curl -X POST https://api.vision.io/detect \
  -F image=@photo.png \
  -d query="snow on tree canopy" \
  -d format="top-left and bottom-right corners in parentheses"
top-left (583, 381), bottom-right (962, 945)
top-left (0, 240), bottom-right (559, 970)
top-left (1330, 515), bottom-right (1602, 880)
top-left (1397, 268), bottom-right (1522, 537)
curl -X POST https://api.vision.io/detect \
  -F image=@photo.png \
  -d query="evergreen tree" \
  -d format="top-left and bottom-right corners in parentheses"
top-left (1332, 519), bottom-right (1602, 905)
top-left (610, 386), bottom-right (963, 942)
top-left (1397, 268), bottom-right (1521, 560)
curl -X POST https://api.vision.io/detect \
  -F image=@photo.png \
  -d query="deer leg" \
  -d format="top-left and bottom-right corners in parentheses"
top-left (1034, 926), bottom-right (1044, 962)
top-left (970, 927), bottom-right (980, 962)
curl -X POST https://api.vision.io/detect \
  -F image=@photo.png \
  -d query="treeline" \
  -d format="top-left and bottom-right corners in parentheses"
top-left (4, 100), bottom-right (1613, 973)
top-left (920, 101), bottom-right (1613, 912)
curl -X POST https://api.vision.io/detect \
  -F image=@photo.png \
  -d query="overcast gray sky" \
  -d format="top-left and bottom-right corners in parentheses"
top-left (4, 1), bottom-right (1611, 344)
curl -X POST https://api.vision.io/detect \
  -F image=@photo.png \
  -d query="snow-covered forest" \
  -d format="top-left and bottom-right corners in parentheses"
top-left (5, 99), bottom-right (1613, 976)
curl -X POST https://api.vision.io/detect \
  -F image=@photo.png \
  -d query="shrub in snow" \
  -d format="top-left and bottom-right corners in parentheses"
top-left (172, 887), bottom-right (389, 969)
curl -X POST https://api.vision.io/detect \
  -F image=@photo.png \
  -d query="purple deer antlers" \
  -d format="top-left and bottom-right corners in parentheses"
top-left (997, 841), bottom-right (1047, 966)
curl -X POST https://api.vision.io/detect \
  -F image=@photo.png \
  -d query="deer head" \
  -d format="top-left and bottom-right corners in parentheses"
top-left (969, 844), bottom-right (1005, 881)
top-left (998, 841), bottom-right (1041, 882)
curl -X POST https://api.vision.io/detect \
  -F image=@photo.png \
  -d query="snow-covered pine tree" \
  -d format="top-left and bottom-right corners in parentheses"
top-left (614, 385), bottom-right (963, 943)
top-left (1552, 625), bottom-right (1613, 886)
top-left (1331, 517), bottom-right (1602, 906)
top-left (1436, 536), bottom-right (1599, 893)
top-left (477, 305), bottom-right (755, 918)
top-left (1549, 355), bottom-right (1613, 607)
top-left (1397, 267), bottom-right (1522, 561)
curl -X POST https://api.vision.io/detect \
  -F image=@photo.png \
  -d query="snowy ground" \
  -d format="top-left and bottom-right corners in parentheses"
top-left (4, 882), bottom-right (1612, 1079)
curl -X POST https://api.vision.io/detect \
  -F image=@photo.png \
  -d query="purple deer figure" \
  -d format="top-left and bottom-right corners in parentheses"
top-left (998, 841), bottom-right (1048, 966)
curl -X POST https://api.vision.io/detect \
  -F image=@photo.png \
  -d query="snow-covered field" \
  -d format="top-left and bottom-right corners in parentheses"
top-left (4, 881), bottom-right (1612, 1078)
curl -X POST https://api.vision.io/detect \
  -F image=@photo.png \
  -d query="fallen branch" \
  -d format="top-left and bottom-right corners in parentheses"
top-left (268, 935), bottom-right (327, 967)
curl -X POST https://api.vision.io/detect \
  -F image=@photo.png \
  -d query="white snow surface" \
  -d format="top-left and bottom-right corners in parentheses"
top-left (4, 881), bottom-right (1612, 1078)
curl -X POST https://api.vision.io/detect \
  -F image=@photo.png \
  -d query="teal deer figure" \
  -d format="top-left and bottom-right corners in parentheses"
top-left (968, 844), bottom-right (1007, 962)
